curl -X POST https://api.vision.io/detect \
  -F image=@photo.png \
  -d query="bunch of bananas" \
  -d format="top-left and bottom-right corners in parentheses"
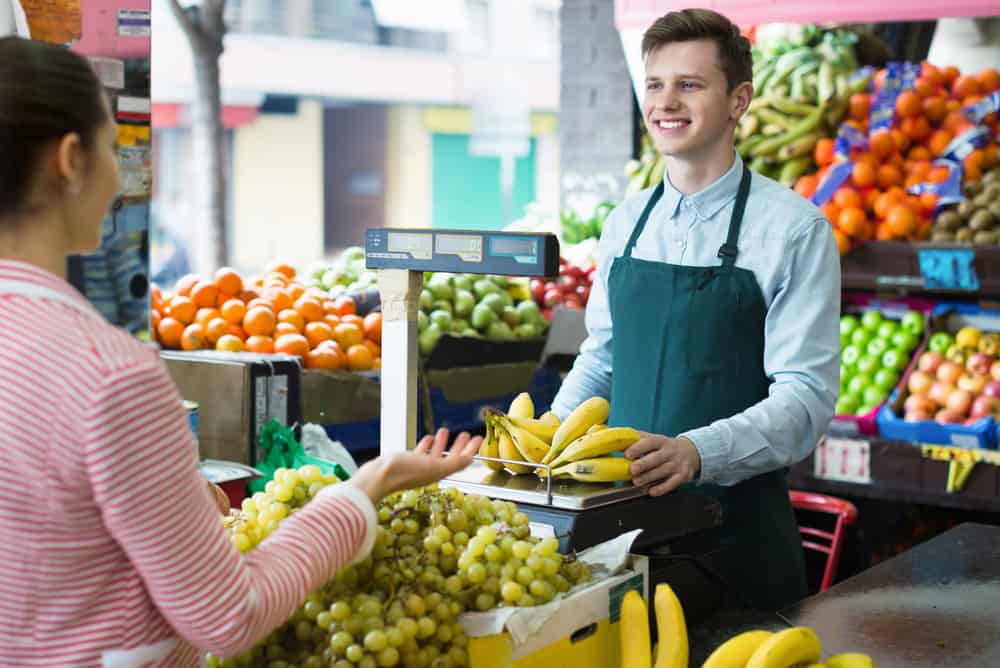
top-left (624, 132), bottom-right (667, 198)
top-left (477, 393), bottom-right (641, 483)
top-left (620, 584), bottom-right (877, 668)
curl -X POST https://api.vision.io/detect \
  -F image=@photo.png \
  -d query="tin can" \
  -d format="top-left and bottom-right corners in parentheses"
top-left (183, 400), bottom-right (199, 449)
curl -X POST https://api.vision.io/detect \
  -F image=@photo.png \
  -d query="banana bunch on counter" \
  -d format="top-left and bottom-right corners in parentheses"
top-left (478, 393), bottom-right (641, 482)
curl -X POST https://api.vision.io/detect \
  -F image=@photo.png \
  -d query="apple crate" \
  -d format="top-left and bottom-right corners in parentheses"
top-left (832, 294), bottom-right (936, 437)
top-left (876, 303), bottom-right (1000, 449)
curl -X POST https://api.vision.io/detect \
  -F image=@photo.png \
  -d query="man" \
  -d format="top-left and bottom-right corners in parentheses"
top-left (551, 9), bottom-right (840, 611)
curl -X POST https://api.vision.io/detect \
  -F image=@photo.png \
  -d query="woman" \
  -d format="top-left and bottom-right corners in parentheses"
top-left (0, 36), bottom-right (480, 667)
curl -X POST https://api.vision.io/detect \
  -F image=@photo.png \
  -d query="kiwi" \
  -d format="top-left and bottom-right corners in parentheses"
top-left (973, 230), bottom-right (998, 245)
top-left (931, 230), bottom-right (956, 242)
top-left (956, 227), bottom-right (975, 242)
top-left (964, 180), bottom-right (983, 198)
top-left (983, 170), bottom-right (1000, 185)
top-left (990, 201), bottom-right (1000, 220)
top-left (958, 199), bottom-right (977, 219)
top-left (935, 210), bottom-right (963, 231)
top-left (974, 192), bottom-right (994, 209)
top-left (969, 209), bottom-right (996, 231)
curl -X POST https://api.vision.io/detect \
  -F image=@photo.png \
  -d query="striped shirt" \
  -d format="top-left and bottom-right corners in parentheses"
top-left (0, 260), bottom-right (376, 667)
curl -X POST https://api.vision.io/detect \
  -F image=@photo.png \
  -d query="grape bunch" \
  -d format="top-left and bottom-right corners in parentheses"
top-left (209, 484), bottom-right (591, 668)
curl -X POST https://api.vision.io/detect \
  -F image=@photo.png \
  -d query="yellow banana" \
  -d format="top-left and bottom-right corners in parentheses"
top-left (746, 627), bottom-right (822, 668)
top-left (549, 457), bottom-right (632, 482)
top-left (544, 397), bottom-right (610, 464)
top-left (539, 411), bottom-right (560, 427)
top-left (804, 664), bottom-right (828, 668)
top-left (506, 415), bottom-right (559, 442)
top-left (497, 426), bottom-right (533, 474)
top-left (653, 583), bottom-right (687, 668)
top-left (508, 392), bottom-right (534, 420)
top-left (702, 630), bottom-right (774, 668)
top-left (549, 427), bottom-right (641, 468)
top-left (479, 419), bottom-right (503, 472)
top-left (826, 653), bottom-right (875, 668)
top-left (587, 423), bottom-right (608, 434)
top-left (620, 590), bottom-right (652, 668)
top-left (501, 417), bottom-right (550, 463)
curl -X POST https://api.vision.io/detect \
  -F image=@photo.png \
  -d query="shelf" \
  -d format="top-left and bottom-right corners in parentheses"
top-left (840, 241), bottom-right (1000, 298)
top-left (787, 472), bottom-right (1000, 513)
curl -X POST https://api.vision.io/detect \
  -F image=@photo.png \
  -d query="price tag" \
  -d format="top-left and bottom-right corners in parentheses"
top-left (918, 249), bottom-right (980, 291)
top-left (814, 437), bottom-right (871, 484)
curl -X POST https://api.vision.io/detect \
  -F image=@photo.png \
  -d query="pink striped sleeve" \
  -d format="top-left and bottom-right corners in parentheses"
top-left (82, 358), bottom-right (376, 658)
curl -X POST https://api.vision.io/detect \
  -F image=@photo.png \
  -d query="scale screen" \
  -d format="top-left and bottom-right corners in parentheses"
top-left (490, 236), bottom-right (537, 258)
top-left (436, 234), bottom-right (482, 254)
top-left (387, 231), bottom-right (433, 254)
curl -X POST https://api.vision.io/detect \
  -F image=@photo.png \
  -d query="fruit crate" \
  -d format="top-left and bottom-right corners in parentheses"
top-left (832, 293), bottom-right (935, 436)
top-left (841, 241), bottom-right (1000, 297)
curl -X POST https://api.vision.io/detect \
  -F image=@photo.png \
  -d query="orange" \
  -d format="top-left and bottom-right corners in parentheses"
top-left (922, 96), bottom-right (947, 122)
top-left (833, 229), bottom-right (851, 256)
top-left (907, 145), bottom-right (931, 161)
top-left (952, 75), bottom-right (980, 99)
top-left (832, 187), bottom-right (862, 210)
top-left (875, 223), bottom-right (896, 241)
top-left (238, 289), bottom-right (260, 304)
top-left (228, 324), bottom-right (247, 341)
top-left (900, 116), bottom-right (931, 142)
top-left (837, 207), bottom-right (867, 237)
top-left (982, 144), bottom-right (999, 169)
top-left (895, 91), bottom-right (921, 118)
top-left (181, 324), bottom-right (207, 351)
top-left (317, 339), bottom-right (344, 355)
top-left (246, 298), bottom-right (271, 312)
top-left (851, 162), bottom-right (876, 188)
top-left (294, 296), bottom-right (325, 323)
top-left (346, 344), bottom-right (375, 371)
top-left (813, 138), bottom-right (835, 167)
top-left (167, 296), bottom-right (197, 325)
top-left (819, 202), bottom-right (841, 224)
top-left (941, 65), bottom-right (960, 86)
top-left (944, 110), bottom-right (971, 133)
top-left (362, 339), bottom-right (381, 359)
top-left (287, 283), bottom-right (305, 301)
top-left (245, 335), bottom-right (275, 354)
top-left (243, 306), bottom-right (277, 337)
top-left (173, 274), bottom-right (201, 298)
top-left (863, 188), bottom-right (881, 213)
top-left (341, 314), bottom-right (365, 329)
top-left (886, 204), bottom-right (919, 237)
top-left (261, 287), bottom-right (293, 313)
top-left (195, 307), bottom-right (220, 329)
top-left (274, 333), bottom-right (309, 357)
top-left (277, 308), bottom-right (305, 332)
top-left (324, 314), bottom-right (342, 329)
top-left (890, 129), bottom-right (910, 153)
top-left (304, 321), bottom-right (335, 348)
top-left (265, 262), bottom-right (296, 280)
top-left (907, 160), bottom-right (932, 180)
top-left (150, 284), bottom-right (164, 313)
top-left (151, 309), bottom-right (161, 333)
top-left (214, 268), bottom-right (243, 296)
top-left (876, 164), bottom-right (903, 190)
top-left (215, 291), bottom-right (230, 308)
top-left (158, 317), bottom-right (184, 349)
top-left (373, 358), bottom-right (382, 370)
top-left (874, 191), bottom-right (903, 220)
top-left (205, 317), bottom-right (229, 344)
top-left (363, 312), bottom-right (382, 345)
top-left (305, 346), bottom-right (344, 371)
top-left (928, 129), bottom-right (954, 157)
top-left (220, 298), bottom-right (247, 325)
top-left (928, 165), bottom-right (950, 183)
top-left (334, 322), bottom-right (364, 350)
top-left (919, 191), bottom-right (939, 213)
top-left (190, 281), bottom-right (220, 308)
top-left (794, 174), bottom-right (819, 199)
top-left (330, 296), bottom-right (357, 317)
top-left (216, 334), bottom-right (244, 353)
top-left (304, 287), bottom-right (328, 301)
top-left (869, 130), bottom-right (896, 158)
top-left (920, 62), bottom-right (943, 86)
top-left (275, 322), bottom-right (300, 337)
top-left (852, 152), bottom-right (879, 170)
top-left (848, 93), bottom-right (870, 121)
top-left (977, 68), bottom-right (1000, 93)
top-left (912, 78), bottom-right (935, 99)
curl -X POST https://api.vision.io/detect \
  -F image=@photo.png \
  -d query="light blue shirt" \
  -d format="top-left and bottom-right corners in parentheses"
top-left (551, 153), bottom-right (841, 486)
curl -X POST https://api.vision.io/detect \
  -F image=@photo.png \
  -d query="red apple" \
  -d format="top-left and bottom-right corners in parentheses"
top-left (530, 279), bottom-right (546, 304)
top-left (937, 361), bottom-right (963, 385)
top-left (928, 381), bottom-right (956, 406)
top-left (957, 373), bottom-right (988, 395)
top-left (965, 417), bottom-right (982, 426)
top-left (991, 360), bottom-right (1000, 382)
top-left (543, 288), bottom-right (564, 308)
top-left (904, 394), bottom-right (936, 415)
top-left (556, 275), bottom-right (578, 295)
top-left (907, 370), bottom-right (933, 396)
top-left (563, 296), bottom-right (583, 309)
top-left (970, 395), bottom-right (1000, 420)
top-left (905, 409), bottom-right (935, 423)
top-left (918, 351), bottom-right (945, 374)
top-left (983, 381), bottom-right (1000, 399)
top-left (935, 408), bottom-right (966, 424)
top-left (541, 308), bottom-right (552, 321)
top-left (946, 389), bottom-right (974, 416)
top-left (575, 284), bottom-right (591, 303)
top-left (966, 352), bottom-right (995, 376)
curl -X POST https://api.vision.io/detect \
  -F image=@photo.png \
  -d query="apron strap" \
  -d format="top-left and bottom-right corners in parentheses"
top-left (717, 166), bottom-right (753, 269)
top-left (623, 181), bottom-right (664, 258)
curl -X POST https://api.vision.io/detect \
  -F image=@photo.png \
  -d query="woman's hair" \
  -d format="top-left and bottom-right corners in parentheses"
top-left (0, 36), bottom-right (108, 216)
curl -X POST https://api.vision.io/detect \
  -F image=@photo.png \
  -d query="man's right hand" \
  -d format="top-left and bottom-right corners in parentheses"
top-left (349, 428), bottom-right (481, 503)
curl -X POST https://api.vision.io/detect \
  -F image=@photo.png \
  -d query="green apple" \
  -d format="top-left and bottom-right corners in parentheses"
top-left (873, 368), bottom-right (901, 392)
top-left (861, 310), bottom-right (884, 332)
top-left (862, 386), bottom-right (887, 407)
top-left (453, 290), bottom-right (476, 319)
top-left (453, 274), bottom-right (474, 292)
top-left (890, 330), bottom-right (918, 353)
top-left (427, 279), bottom-right (454, 302)
top-left (840, 315), bottom-right (860, 338)
top-left (419, 289), bottom-right (434, 311)
top-left (847, 373), bottom-right (873, 396)
top-left (857, 404), bottom-right (878, 416)
top-left (417, 311), bottom-right (429, 331)
top-left (901, 310), bottom-right (925, 336)
top-left (481, 293), bottom-right (506, 315)
top-left (471, 303), bottom-right (498, 330)
top-left (841, 333), bottom-right (850, 350)
top-left (516, 300), bottom-right (541, 324)
top-left (451, 318), bottom-right (469, 334)
top-left (841, 345), bottom-right (862, 368)
top-left (432, 300), bottom-right (453, 315)
top-left (836, 395), bottom-right (860, 415)
top-left (430, 309), bottom-right (453, 331)
top-left (851, 328), bottom-right (874, 348)
top-left (856, 355), bottom-right (880, 375)
top-left (928, 331), bottom-right (954, 354)
top-left (840, 364), bottom-right (852, 386)
top-left (866, 338), bottom-right (889, 358)
top-left (881, 348), bottom-right (908, 371)
top-left (876, 320), bottom-right (899, 341)
top-left (419, 323), bottom-right (443, 356)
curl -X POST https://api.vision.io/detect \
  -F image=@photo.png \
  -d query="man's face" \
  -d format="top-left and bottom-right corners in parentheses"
top-left (642, 39), bottom-right (745, 161)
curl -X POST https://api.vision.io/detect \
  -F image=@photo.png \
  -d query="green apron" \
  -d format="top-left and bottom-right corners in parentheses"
top-left (607, 166), bottom-right (807, 611)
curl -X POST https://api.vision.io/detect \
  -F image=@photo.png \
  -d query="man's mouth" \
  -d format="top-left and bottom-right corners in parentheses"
top-left (656, 119), bottom-right (691, 130)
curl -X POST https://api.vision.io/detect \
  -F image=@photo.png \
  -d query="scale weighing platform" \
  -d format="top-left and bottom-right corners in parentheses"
top-left (365, 227), bottom-right (721, 554)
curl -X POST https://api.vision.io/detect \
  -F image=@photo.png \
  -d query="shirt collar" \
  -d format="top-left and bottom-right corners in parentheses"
top-left (0, 259), bottom-right (92, 306)
top-left (661, 152), bottom-right (744, 221)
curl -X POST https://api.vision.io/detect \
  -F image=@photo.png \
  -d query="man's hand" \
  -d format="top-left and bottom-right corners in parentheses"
top-left (624, 433), bottom-right (701, 496)
top-left (350, 429), bottom-right (482, 503)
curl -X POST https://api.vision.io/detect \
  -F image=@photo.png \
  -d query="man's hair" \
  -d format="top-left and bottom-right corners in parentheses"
top-left (641, 9), bottom-right (753, 93)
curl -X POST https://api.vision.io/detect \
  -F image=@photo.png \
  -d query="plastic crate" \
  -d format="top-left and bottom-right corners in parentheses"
top-left (877, 396), bottom-right (997, 449)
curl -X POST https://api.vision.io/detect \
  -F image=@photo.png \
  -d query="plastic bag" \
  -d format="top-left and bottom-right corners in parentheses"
top-left (300, 423), bottom-right (359, 475)
top-left (248, 420), bottom-right (350, 494)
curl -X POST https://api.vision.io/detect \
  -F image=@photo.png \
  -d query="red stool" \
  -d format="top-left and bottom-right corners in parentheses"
top-left (789, 490), bottom-right (859, 592)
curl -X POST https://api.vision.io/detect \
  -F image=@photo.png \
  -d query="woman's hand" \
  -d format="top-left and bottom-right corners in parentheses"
top-left (349, 428), bottom-right (481, 503)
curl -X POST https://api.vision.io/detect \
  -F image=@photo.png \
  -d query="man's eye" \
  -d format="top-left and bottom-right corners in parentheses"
top-left (647, 82), bottom-right (660, 91)
top-left (680, 81), bottom-right (697, 89)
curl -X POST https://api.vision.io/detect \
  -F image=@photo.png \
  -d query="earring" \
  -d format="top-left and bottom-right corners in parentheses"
top-left (67, 179), bottom-right (81, 195)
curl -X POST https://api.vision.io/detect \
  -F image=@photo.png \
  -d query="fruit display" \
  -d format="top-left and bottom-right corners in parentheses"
top-left (560, 199), bottom-right (614, 245)
top-left (837, 310), bottom-right (924, 417)
top-left (301, 246), bottom-right (378, 297)
top-left (151, 264), bottom-right (383, 372)
top-left (930, 166), bottom-right (1000, 243)
top-left (417, 273), bottom-right (549, 356)
top-left (477, 393), bottom-right (641, 482)
top-left (795, 62), bottom-right (1000, 255)
top-left (212, 480), bottom-right (592, 668)
top-left (620, 582), bottom-right (876, 668)
top-left (529, 256), bottom-right (595, 315)
top-left (897, 326), bottom-right (1000, 425)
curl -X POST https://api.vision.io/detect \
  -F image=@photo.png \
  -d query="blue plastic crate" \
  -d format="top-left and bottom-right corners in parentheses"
top-left (877, 396), bottom-right (997, 450)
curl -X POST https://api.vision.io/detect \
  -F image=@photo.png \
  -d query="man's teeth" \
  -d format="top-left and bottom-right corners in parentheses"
top-left (658, 120), bottom-right (687, 129)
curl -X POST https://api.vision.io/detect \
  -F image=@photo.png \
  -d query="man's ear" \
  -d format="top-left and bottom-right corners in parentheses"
top-left (730, 81), bottom-right (753, 121)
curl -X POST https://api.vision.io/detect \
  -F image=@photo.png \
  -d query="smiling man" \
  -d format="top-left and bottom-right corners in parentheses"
top-left (551, 9), bottom-right (841, 610)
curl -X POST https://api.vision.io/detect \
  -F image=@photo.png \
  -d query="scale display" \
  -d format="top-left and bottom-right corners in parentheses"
top-left (366, 228), bottom-right (559, 277)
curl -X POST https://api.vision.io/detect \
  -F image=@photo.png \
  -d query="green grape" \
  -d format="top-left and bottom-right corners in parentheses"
top-left (501, 581), bottom-right (524, 603)
top-left (397, 617), bottom-right (418, 639)
top-left (475, 593), bottom-right (495, 611)
top-left (359, 599), bottom-right (382, 618)
top-left (343, 616), bottom-right (364, 636)
top-left (543, 557), bottom-right (560, 576)
top-left (417, 616), bottom-right (437, 638)
top-left (525, 555), bottom-right (544, 572)
top-left (423, 535), bottom-right (442, 552)
top-left (466, 563), bottom-right (486, 584)
top-left (446, 510), bottom-right (467, 532)
top-left (330, 631), bottom-right (352, 653)
top-left (405, 594), bottom-right (426, 617)
top-left (359, 655), bottom-right (377, 668)
top-left (330, 601), bottom-right (351, 621)
top-left (377, 646), bottom-right (400, 667)
top-left (465, 537), bottom-right (486, 558)
top-left (516, 566), bottom-right (534, 586)
top-left (274, 483), bottom-right (293, 503)
top-left (364, 630), bottom-right (388, 652)
top-left (364, 616), bottom-right (384, 633)
top-left (345, 644), bottom-right (364, 662)
top-left (308, 481), bottom-right (325, 497)
top-left (453, 531), bottom-right (469, 546)
top-left (385, 627), bottom-right (404, 648)
top-left (484, 544), bottom-right (503, 563)
top-left (444, 575), bottom-right (463, 594)
top-left (302, 600), bottom-right (323, 620)
top-left (511, 541), bottom-right (532, 560)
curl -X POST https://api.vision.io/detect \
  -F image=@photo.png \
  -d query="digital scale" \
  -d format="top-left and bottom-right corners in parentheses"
top-left (365, 228), bottom-right (721, 554)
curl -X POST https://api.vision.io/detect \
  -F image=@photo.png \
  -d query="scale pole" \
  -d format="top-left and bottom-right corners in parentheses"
top-left (378, 268), bottom-right (424, 455)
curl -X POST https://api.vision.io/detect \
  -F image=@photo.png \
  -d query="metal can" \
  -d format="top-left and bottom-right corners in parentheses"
top-left (183, 400), bottom-right (199, 450)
